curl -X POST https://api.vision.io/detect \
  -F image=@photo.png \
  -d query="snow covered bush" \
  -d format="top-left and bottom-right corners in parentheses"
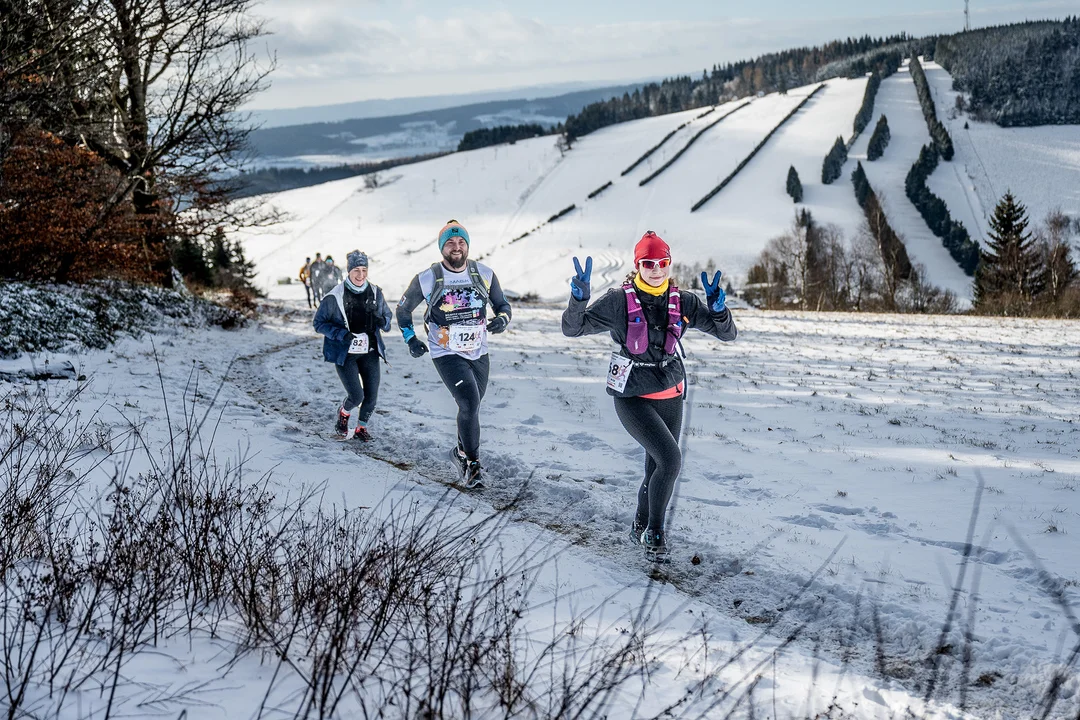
top-left (0, 280), bottom-right (248, 358)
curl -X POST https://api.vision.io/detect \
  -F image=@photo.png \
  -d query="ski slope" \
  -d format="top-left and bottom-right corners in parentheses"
top-left (923, 60), bottom-right (1080, 234)
top-left (240, 80), bottom-right (873, 301)
top-left (848, 62), bottom-right (976, 301)
top-left (239, 69), bottom-right (1075, 306)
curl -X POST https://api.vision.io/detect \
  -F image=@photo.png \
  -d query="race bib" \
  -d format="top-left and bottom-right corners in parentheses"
top-left (448, 323), bottom-right (485, 353)
top-left (607, 353), bottom-right (633, 392)
top-left (348, 334), bottom-right (370, 354)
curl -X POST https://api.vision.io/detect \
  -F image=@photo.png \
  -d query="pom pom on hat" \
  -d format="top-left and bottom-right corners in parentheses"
top-left (347, 250), bottom-right (368, 270)
top-left (438, 220), bottom-right (470, 250)
top-left (634, 231), bottom-right (670, 265)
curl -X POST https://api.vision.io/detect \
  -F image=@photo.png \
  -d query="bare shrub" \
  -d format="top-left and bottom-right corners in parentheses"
top-left (0, 378), bottom-right (675, 719)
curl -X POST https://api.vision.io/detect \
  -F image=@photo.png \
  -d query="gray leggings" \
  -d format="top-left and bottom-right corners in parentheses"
top-left (613, 395), bottom-right (684, 532)
top-left (335, 352), bottom-right (381, 423)
top-left (432, 354), bottom-right (490, 461)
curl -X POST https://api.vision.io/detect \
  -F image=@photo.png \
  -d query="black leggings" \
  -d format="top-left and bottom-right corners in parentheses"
top-left (613, 395), bottom-right (683, 532)
top-left (432, 354), bottom-right (490, 461)
top-left (335, 352), bottom-right (381, 423)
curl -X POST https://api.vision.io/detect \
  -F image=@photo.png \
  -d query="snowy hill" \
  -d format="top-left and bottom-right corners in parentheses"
top-left (240, 71), bottom-right (1079, 306)
top-left (239, 79), bottom-right (873, 301)
top-left (923, 60), bottom-right (1080, 233)
top-left (847, 62), bottom-right (977, 300)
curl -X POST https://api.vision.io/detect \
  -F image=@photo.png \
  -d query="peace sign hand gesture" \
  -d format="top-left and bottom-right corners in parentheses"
top-left (701, 270), bottom-right (726, 313)
top-left (570, 256), bottom-right (592, 301)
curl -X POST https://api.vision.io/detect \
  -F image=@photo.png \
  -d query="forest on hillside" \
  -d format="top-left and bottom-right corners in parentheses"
top-left (564, 37), bottom-right (914, 139)
top-left (563, 17), bottom-right (1079, 140)
top-left (934, 17), bottom-right (1080, 126)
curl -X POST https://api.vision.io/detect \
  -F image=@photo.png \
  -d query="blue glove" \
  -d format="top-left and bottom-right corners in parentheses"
top-left (570, 256), bottom-right (592, 301)
top-left (486, 313), bottom-right (509, 334)
top-left (701, 271), bottom-right (726, 313)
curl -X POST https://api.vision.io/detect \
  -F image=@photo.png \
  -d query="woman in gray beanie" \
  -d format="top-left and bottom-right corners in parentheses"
top-left (313, 250), bottom-right (393, 440)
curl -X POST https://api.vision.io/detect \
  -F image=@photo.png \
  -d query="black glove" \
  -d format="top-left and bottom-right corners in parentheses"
top-left (486, 313), bottom-right (509, 334)
top-left (342, 332), bottom-right (355, 344)
top-left (364, 296), bottom-right (378, 313)
top-left (407, 336), bottom-right (428, 358)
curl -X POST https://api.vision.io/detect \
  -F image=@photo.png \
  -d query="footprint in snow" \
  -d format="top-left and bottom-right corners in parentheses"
top-left (566, 432), bottom-right (605, 451)
top-left (813, 504), bottom-right (865, 516)
top-left (780, 514), bottom-right (837, 530)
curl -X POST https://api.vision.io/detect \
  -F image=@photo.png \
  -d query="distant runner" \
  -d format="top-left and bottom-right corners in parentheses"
top-left (319, 255), bottom-right (343, 300)
top-left (299, 256), bottom-right (313, 308)
top-left (310, 252), bottom-right (325, 303)
top-left (396, 220), bottom-right (512, 488)
top-left (313, 250), bottom-right (393, 441)
top-left (561, 231), bottom-right (737, 561)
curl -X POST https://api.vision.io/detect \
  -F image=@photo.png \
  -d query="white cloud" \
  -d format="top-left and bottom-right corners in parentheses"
top-left (248, 2), bottom-right (1077, 109)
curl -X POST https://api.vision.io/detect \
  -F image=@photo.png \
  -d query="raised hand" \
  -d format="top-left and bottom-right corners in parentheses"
top-left (570, 256), bottom-right (593, 301)
top-left (701, 270), bottom-right (726, 313)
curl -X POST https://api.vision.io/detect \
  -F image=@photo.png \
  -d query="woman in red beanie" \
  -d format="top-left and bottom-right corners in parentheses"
top-left (561, 231), bottom-right (737, 561)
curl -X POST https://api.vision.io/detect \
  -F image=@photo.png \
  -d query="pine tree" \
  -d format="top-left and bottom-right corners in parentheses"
top-left (866, 115), bottom-right (891, 161)
top-left (974, 191), bottom-right (1042, 312)
top-left (786, 165), bottom-right (803, 202)
top-left (821, 136), bottom-right (847, 184)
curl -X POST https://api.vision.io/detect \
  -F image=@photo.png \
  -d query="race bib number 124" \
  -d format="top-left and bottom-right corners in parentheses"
top-left (448, 325), bottom-right (485, 353)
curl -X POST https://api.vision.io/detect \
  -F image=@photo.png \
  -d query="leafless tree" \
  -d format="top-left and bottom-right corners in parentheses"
top-left (0, 0), bottom-right (112, 167)
top-left (3, 0), bottom-right (276, 280)
top-left (1035, 208), bottom-right (1078, 303)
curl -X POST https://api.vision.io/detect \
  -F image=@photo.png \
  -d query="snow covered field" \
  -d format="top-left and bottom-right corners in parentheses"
top-left (7, 298), bottom-right (1080, 718)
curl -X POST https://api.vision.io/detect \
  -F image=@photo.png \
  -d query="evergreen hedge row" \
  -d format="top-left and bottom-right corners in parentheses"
top-left (851, 162), bottom-right (913, 280)
top-left (908, 57), bottom-right (954, 160)
top-left (691, 85), bottom-right (826, 212)
top-left (904, 144), bottom-right (980, 274)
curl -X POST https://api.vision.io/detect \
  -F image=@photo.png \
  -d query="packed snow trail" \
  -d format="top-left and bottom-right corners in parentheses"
top-left (224, 298), bottom-right (1080, 719)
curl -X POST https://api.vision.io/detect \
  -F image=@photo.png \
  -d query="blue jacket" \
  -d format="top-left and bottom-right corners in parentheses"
top-left (313, 282), bottom-right (393, 365)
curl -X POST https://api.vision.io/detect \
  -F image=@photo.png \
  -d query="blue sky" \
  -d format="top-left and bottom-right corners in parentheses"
top-left (249, 0), bottom-right (1079, 109)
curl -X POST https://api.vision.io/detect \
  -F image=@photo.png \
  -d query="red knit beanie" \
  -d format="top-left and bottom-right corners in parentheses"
top-left (634, 231), bottom-right (671, 265)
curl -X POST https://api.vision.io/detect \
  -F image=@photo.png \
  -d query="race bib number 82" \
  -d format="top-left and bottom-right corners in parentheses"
top-left (348, 334), bottom-right (370, 354)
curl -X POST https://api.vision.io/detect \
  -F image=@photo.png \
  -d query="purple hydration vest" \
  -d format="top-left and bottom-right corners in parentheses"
top-left (623, 282), bottom-right (683, 357)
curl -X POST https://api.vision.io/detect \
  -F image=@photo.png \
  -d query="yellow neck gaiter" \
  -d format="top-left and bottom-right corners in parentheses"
top-left (633, 273), bottom-right (669, 296)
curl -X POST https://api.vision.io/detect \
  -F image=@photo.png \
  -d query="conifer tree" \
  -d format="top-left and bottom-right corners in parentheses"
top-left (786, 165), bottom-right (803, 203)
top-left (974, 191), bottom-right (1042, 311)
top-left (866, 115), bottom-right (891, 161)
top-left (821, 136), bottom-right (847, 184)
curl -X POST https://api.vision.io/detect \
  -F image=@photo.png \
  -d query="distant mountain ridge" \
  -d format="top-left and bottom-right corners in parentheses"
top-left (248, 84), bottom-right (642, 166)
top-left (247, 81), bottom-right (640, 129)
